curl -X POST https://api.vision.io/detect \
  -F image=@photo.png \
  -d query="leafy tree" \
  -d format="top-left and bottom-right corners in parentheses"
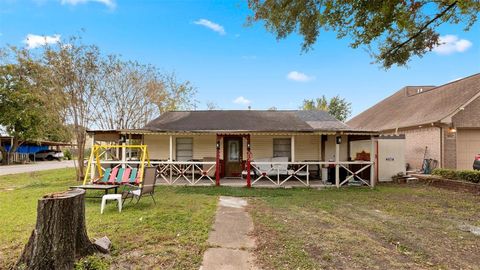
top-left (247, 1), bottom-right (480, 68)
top-left (301, 95), bottom-right (351, 121)
top-left (0, 48), bottom-right (70, 164)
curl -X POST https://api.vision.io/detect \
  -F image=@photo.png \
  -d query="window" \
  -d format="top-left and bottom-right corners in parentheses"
top-left (176, 138), bottom-right (193, 161)
top-left (273, 138), bottom-right (291, 159)
top-left (228, 140), bottom-right (240, 161)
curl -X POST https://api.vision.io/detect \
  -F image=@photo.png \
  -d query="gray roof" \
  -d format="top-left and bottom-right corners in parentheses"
top-left (143, 110), bottom-right (359, 132)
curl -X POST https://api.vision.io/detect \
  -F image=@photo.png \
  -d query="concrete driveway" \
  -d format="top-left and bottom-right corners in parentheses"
top-left (0, 160), bottom-right (76, 176)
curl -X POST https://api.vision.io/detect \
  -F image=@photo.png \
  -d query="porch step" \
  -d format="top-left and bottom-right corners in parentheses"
top-left (406, 177), bottom-right (419, 182)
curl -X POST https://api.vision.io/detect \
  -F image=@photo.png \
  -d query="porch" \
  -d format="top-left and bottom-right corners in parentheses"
top-left (90, 131), bottom-right (377, 188)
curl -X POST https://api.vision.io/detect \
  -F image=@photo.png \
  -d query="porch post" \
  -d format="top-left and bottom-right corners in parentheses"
top-left (246, 134), bottom-right (251, 188)
top-left (169, 135), bottom-right (173, 161)
top-left (90, 133), bottom-right (95, 180)
top-left (335, 135), bottom-right (340, 188)
top-left (370, 135), bottom-right (376, 188)
top-left (215, 135), bottom-right (221, 186)
top-left (121, 137), bottom-right (126, 169)
top-left (291, 135), bottom-right (295, 162)
top-left (169, 135), bottom-right (173, 184)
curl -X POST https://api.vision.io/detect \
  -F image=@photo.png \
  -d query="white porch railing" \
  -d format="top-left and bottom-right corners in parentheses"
top-left (250, 161), bottom-right (374, 187)
top-left (92, 160), bottom-right (374, 188)
top-left (154, 161), bottom-right (216, 185)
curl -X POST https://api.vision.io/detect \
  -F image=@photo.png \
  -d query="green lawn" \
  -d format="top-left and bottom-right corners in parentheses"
top-left (1, 169), bottom-right (479, 269)
top-left (0, 169), bottom-right (218, 269)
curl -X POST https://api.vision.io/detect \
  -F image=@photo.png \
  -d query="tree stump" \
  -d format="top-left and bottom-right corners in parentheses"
top-left (15, 189), bottom-right (99, 270)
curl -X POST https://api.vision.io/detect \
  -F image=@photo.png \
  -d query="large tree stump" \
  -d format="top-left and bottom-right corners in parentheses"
top-left (15, 189), bottom-right (99, 270)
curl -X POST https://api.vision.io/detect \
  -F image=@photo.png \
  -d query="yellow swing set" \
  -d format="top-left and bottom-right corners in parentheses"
top-left (83, 145), bottom-right (151, 186)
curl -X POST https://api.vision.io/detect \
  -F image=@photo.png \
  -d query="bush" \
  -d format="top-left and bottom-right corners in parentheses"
top-left (74, 255), bottom-right (109, 270)
top-left (432, 168), bottom-right (480, 184)
top-left (64, 149), bottom-right (73, 160)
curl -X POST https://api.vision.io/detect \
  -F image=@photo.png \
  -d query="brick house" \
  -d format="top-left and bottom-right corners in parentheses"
top-left (347, 73), bottom-right (480, 170)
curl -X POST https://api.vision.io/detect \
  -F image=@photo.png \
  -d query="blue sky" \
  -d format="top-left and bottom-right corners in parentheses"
top-left (1, 0), bottom-right (479, 118)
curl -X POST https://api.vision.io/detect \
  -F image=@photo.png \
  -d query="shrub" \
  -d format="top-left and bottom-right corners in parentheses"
top-left (74, 255), bottom-right (109, 270)
top-left (432, 168), bottom-right (480, 184)
top-left (64, 149), bottom-right (73, 160)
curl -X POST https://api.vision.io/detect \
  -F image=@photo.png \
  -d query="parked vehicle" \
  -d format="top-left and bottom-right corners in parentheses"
top-left (473, 154), bottom-right (480, 170)
top-left (34, 149), bottom-right (64, 161)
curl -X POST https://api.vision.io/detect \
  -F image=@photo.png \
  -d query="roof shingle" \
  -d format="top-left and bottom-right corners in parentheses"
top-left (143, 110), bottom-right (355, 132)
top-left (347, 73), bottom-right (480, 131)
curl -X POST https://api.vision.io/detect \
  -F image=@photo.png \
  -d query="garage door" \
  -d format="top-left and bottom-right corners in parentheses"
top-left (456, 129), bottom-right (480, 170)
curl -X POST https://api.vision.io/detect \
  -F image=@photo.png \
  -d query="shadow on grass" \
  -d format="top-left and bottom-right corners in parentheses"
top-left (173, 186), bottom-right (297, 197)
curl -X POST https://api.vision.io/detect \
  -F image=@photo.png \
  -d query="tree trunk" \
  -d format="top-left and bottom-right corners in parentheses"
top-left (75, 130), bottom-right (86, 181)
top-left (15, 189), bottom-right (99, 270)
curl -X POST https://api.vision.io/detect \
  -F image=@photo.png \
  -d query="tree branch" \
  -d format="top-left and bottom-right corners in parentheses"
top-left (385, 1), bottom-right (457, 56)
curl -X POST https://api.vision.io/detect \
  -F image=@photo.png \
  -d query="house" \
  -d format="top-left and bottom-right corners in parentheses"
top-left (88, 110), bottom-right (380, 187)
top-left (347, 73), bottom-right (480, 171)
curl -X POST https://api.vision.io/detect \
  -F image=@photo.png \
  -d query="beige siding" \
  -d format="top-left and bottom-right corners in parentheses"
top-left (295, 135), bottom-right (320, 161)
top-left (324, 135), bottom-right (348, 161)
top-left (250, 135), bottom-right (275, 159)
top-left (143, 133), bottom-right (342, 161)
top-left (145, 134), bottom-right (217, 160)
top-left (456, 129), bottom-right (480, 170)
top-left (192, 135), bottom-right (216, 159)
top-left (144, 134), bottom-right (169, 160)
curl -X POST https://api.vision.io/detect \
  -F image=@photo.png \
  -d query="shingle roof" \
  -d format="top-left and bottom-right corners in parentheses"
top-left (347, 73), bottom-right (480, 131)
top-left (143, 110), bottom-right (358, 132)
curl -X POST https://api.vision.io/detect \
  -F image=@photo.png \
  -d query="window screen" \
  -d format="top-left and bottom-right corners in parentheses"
top-left (176, 138), bottom-right (193, 161)
top-left (273, 138), bottom-right (291, 159)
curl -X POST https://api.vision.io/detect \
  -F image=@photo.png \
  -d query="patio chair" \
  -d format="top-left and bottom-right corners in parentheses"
top-left (271, 157), bottom-right (289, 176)
top-left (122, 167), bottom-right (157, 205)
top-left (251, 158), bottom-right (275, 177)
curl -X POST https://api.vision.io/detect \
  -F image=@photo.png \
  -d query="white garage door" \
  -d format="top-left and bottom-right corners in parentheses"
top-left (456, 129), bottom-right (480, 170)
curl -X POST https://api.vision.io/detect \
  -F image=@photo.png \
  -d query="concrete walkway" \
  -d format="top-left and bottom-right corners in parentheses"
top-left (200, 196), bottom-right (258, 270)
top-left (0, 160), bottom-right (76, 176)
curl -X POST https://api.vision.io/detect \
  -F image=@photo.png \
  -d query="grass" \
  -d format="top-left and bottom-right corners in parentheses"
top-left (0, 169), bottom-right (218, 269)
top-left (1, 170), bottom-right (479, 269)
top-left (247, 185), bottom-right (480, 269)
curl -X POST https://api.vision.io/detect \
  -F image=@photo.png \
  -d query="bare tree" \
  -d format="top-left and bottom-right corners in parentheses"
top-left (151, 72), bottom-right (197, 114)
top-left (93, 56), bottom-right (160, 129)
top-left (44, 37), bottom-right (101, 181)
top-left (206, 101), bottom-right (219, 110)
top-left (94, 60), bottom-right (197, 129)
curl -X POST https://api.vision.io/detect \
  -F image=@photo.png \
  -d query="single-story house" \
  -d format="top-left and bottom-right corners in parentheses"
top-left (88, 110), bottom-right (381, 187)
top-left (347, 73), bottom-right (480, 171)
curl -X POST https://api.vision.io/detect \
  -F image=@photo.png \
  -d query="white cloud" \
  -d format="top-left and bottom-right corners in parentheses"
top-left (194, 19), bottom-right (226, 35)
top-left (233, 96), bottom-right (251, 105)
top-left (433, 35), bottom-right (472, 55)
top-left (60, 0), bottom-right (116, 9)
top-left (286, 71), bottom-right (315, 82)
top-left (23, 34), bottom-right (61, 49)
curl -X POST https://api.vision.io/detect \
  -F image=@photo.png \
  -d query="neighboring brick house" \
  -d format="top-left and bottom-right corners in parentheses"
top-left (347, 73), bottom-right (480, 170)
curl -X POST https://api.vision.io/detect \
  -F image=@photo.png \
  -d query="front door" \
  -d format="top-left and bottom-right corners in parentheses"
top-left (224, 137), bottom-right (243, 177)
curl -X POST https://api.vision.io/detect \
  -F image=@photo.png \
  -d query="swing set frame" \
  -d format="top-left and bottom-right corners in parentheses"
top-left (83, 144), bottom-right (151, 186)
